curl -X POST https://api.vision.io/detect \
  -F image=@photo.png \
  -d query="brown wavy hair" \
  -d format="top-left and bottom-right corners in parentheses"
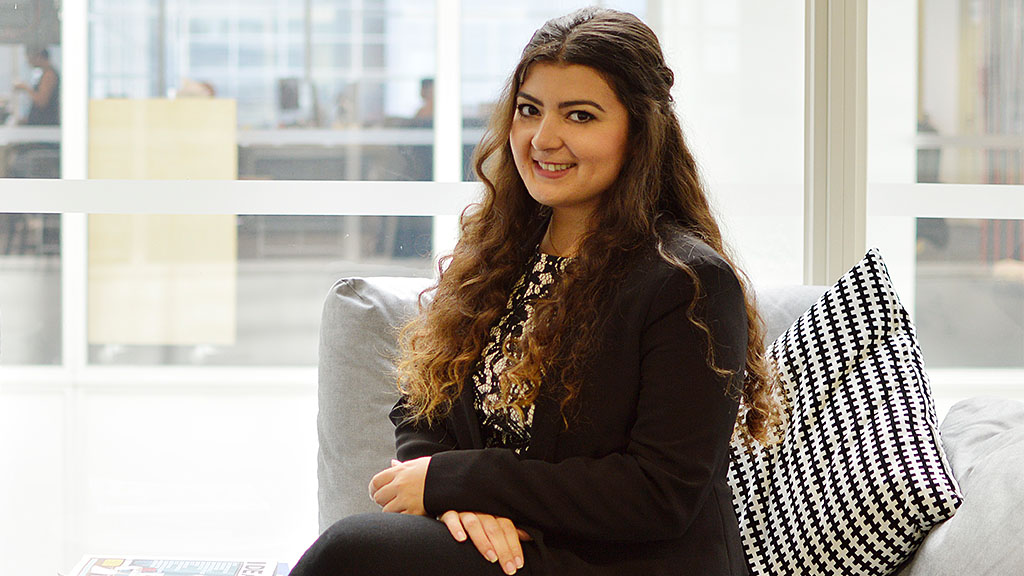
top-left (396, 7), bottom-right (781, 445)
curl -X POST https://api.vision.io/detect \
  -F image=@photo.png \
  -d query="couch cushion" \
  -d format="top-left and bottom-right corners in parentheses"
top-left (756, 284), bottom-right (828, 343)
top-left (727, 249), bottom-right (962, 576)
top-left (899, 396), bottom-right (1024, 575)
top-left (317, 276), bottom-right (433, 532)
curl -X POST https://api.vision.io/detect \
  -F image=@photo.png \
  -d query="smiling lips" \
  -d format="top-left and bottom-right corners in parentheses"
top-left (534, 160), bottom-right (576, 177)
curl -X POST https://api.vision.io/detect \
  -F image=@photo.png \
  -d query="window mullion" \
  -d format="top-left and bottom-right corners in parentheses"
top-left (804, 0), bottom-right (868, 285)
top-left (432, 0), bottom-right (464, 264)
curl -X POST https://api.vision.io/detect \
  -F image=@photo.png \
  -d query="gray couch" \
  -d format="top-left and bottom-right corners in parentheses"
top-left (317, 277), bottom-right (1024, 575)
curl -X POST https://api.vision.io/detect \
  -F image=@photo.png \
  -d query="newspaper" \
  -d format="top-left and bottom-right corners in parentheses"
top-left (68, 556), bottom-right (281, 576)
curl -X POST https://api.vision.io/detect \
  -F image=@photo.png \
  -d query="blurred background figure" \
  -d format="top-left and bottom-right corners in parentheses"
top-left (177, 78), bottom-right (216, 98)
top-left (413, 77), bottom-right (434, 124)
top-left (13, 44), bottom-right (60, 126)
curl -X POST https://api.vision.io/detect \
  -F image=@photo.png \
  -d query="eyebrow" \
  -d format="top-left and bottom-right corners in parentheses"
top-left (517, 92), bottom-right (606, 113)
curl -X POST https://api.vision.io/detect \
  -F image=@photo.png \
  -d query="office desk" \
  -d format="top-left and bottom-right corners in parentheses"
top-left (0, 126), bottom-right (61, 178)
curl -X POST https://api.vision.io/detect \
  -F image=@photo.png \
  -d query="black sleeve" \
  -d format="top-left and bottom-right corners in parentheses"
top-left (391, 397), bottom-right (458, 461)
top-left (420, 259), bottom-right (748, 542)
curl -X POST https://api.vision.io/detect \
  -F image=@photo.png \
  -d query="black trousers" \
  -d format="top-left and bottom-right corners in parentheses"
top-left (290, 513), bottom-right (541, 576)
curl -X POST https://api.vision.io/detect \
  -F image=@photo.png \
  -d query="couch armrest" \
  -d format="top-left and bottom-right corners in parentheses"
top-left (317, 276), bottom-right (433, 533)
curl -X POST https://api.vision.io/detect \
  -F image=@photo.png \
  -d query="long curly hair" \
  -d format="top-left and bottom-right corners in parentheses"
top-left (396, 7), bottom-right (781, 445)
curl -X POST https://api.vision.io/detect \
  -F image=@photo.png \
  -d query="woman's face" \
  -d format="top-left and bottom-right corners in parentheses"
top-left (509, 62), bottom-right (630, 222)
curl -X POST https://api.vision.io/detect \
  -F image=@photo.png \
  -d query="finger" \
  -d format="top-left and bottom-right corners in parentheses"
top-left (459, 512), bottom-right (499, 565)
top-left (497, 517), bottom-right (525, 573)
top-left (438, 510), bottom-right (467, 542)
top-left (479, 515), bottom-right (517, 575)
top-left (368, 467), bottom-right (396, 496)
top-left (371, 483), bottom-right (397, 509)
top-left (381, 496), bottom-right (407, 514)
top-left (516, 528), bottom-right (533, 542)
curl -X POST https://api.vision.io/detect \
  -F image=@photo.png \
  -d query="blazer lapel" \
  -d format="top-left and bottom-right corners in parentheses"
top-left (450, 382), bottom-right (561, 459)
top-left (524, 392), bottom-right (560, 461)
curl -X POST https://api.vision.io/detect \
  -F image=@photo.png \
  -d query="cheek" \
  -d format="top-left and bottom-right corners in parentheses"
top-left (508, 131), bottom-right (530, 179)
top-left (597, 132), bottom-right (629, 175)
top-left (509, 127), bottom-right (525, 162)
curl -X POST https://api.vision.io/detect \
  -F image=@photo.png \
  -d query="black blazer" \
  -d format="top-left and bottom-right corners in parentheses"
top-left (392, 233), bottom-right (750, 576)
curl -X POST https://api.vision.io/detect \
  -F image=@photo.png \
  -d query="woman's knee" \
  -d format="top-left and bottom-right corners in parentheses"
top-left (291, 513), bottom-right (457, 575)
top-left (292, 514), bottom-right (393, 575)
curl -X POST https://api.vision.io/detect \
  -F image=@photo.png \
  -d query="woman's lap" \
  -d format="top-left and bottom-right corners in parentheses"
top-left (289, 513), bottom-right (539, 576)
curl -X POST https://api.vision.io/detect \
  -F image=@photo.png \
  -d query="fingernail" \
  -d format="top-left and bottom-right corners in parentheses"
top-left (456, 531), bottom-right (466, 541)
top-left (485, 550), bottom-right (497, 563)
top-left (505, 561), bottom-right (517, 574)
top-left (515, 556), bottom-right (524, 569)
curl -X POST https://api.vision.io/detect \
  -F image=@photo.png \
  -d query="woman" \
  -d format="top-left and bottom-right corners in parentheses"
top-left (292, 7), bottom-right (778, 576)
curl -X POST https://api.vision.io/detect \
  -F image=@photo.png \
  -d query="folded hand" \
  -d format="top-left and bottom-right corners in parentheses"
top-left (438, 510), bottom-right (531, 575)
top-left (368, 457), bottom-right (430, 515)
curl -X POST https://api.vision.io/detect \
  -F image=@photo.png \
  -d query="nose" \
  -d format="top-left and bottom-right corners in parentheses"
top-left (531, 116), bottom-right (562, 151)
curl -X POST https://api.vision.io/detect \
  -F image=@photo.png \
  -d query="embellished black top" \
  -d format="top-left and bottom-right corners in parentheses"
top-left (472, 250), bottom-right (569, 454)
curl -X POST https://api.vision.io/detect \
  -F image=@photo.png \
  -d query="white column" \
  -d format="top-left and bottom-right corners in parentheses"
top-left (804, 0), bottom-right (868, 285)
top-left (432, 0), bottom-right (465, 270)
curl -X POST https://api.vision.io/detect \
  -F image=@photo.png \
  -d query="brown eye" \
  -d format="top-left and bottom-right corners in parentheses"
top-left (516, 103), bottom-right (540, 117)
top-left (568, 110), bottom-right (595, 123)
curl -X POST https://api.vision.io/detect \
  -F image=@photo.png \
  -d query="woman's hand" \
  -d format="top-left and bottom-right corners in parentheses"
top-left (438, 510), bottom-right (531, 575)
top-left (368, 457), bottom-right (430, 515)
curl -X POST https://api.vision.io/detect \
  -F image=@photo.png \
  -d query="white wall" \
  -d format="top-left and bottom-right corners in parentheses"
top-left (0, 377), bottom-right (319, 575)
top-left (0, 388), bottom-right (66, 576)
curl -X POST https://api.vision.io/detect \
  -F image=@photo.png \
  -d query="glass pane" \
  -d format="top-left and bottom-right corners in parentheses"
top-left (916, 217), bottom-right (1024, 367)
top-left (918, 0), bottom-right (1024, 185)
top-left (87, 1), bottom-right (439, 366)
top-left (869, 3), bottom-right (1024, 369)
top-left (906, 2), bottom-right (1023, 369)
top-left (0, 6), bottom-right (63, 365)
top-left (86, 214), bottom-right (434, 366)
top-left (0, 214), bottom-right (62, 365)
top-left (89, 0), bottom-right (436, 163)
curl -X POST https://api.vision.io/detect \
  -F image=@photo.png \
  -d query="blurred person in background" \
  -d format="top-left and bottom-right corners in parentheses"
top-left (13, 44), bottom-right (59, 126)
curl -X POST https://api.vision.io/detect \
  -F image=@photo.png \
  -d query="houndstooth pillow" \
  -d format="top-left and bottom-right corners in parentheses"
top-left (728, 249), bottom-right (962, 576)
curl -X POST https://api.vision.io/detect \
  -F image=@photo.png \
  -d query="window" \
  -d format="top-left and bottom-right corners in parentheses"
top-left (868, 1), bottom-right (1024, 377)
top-left (85, 0), bottom-right (439, 366)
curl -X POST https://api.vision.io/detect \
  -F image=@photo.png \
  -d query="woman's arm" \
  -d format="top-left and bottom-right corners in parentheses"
top-left (390, 397), bottom-right (457, 461)
top-left (374, 426), bottom-right (529, 574)
top-left (421, 257), bottom-right (747, 542)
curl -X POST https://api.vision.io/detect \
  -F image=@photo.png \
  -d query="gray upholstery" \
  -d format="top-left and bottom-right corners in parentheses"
top-left (754, 284), bottom-right (828, 343)
top-left (317, 277), bottom-right (432, 531)
top-left (316, 277), bottom-right (827, 532)
top-left (899, 396), bottom-right (1024, 576)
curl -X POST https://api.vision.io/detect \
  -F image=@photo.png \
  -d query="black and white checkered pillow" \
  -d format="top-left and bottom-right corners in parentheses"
top-left (728, 249), bottom-right (962, 576)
